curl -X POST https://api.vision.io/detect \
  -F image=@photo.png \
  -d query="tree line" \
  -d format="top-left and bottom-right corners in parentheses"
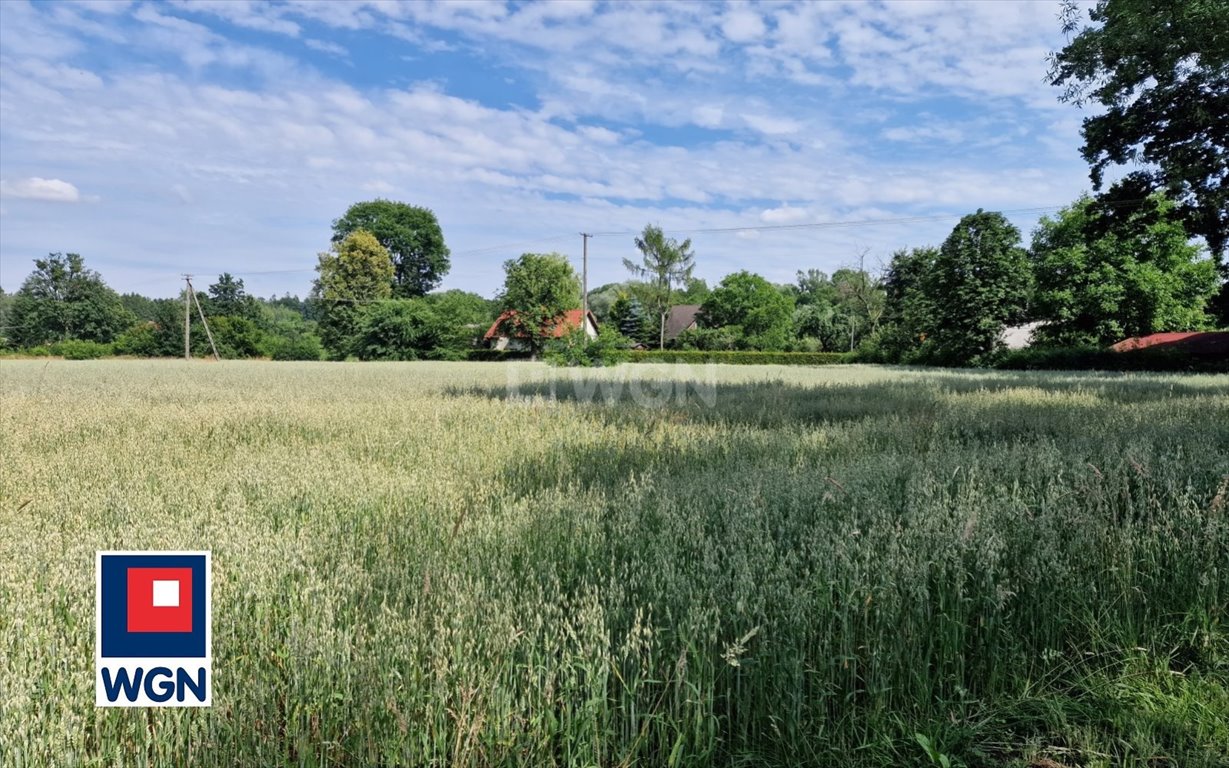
top-left (3, 189), bottom-right (1220, 368)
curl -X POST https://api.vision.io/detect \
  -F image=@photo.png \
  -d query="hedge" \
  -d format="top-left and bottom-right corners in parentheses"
top-left (466, 349), bottom-right (533, 362)
top-left (995, 345), bottom-right (1229, 373)
top-left (626, 350), bottom-right (854, 365)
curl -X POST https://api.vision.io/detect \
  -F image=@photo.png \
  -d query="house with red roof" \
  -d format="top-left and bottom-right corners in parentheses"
top-left (483, 309), bottom-right (599, 351)
top-left (1110, 331), bottom-right (1229, 356)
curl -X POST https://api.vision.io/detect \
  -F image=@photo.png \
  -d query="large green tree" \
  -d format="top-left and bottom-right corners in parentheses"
top-left (0, 286), bottom-right (12, 348)
top-left (926, 212), bottom-right (1032, 366)
top-left (1031, 193), bottom-right (1218, 345)
top-left (624, 224), bottom-right (696, 349)
top-left (9, 253), bottom-right (133, 347)
top-left (312, 230), bottom-right (394, 358)
top-left (332, 199), bottom-right (450, 297)
top-left (496, 252), bottom-right (581, 358)
top-left (1049, 0), bottom-right (1229, 261)
top-left (830, 266), bottom-right (886, 352)
top-left (699, 270), bottom-right (796, 351)
top-left (876, 247), bottom-right (941, 362)
top-left (207, 273), bottom-right (260, 320)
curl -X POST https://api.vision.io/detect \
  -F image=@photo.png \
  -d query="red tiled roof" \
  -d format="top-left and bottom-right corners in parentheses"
top-left (1110, 332), bottom-right (1229, 355)
top-left (483, 309), bottom-right (596, 340)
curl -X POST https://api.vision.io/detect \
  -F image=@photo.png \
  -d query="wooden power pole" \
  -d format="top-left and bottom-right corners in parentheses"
top-left (182, 275), bottom-right (220, 361)
top-left (182, 274), bottom-right (192, 360)
top-left (580, 233), bottom-right (591, 324)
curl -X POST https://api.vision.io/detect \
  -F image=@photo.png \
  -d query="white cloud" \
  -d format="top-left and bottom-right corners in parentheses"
top-left (0, 177), bottom-right (82, 202)
top-left (741, 112), bottom-right (802, 135)
top-left (883, 125), bottom-right (965, 143)
top-left (721, 5), bottom-right (766, 43)
top-left (304, 38), bottom-right (347, 57)
top-left (760, 204), bottom-right (809, 224)
top-left (167, 0), bottom-right (302, 37)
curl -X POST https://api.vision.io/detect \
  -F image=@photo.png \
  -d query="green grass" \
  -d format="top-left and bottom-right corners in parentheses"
top-left (1, 360), bottom-right (1226, 767)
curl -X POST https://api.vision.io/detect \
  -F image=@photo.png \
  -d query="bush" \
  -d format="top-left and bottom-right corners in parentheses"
top-left (996, 345), bottom-right (1229, 373)
top-left (113, 322), bottom-right (161, 356)
top-left (265, 334), bottom-right (323, 361)
top-left (49, 339), bottom-right (112, 360)
top-left (675, 325), bottom-right (744, 351)
top-left (466, 349), bottom-right (532, 362)
top-left (545, 326), bottom-right (630, 367)
top-left (209, 316), bottom-right (265, 358)
top-left (627, 350), bottom-right (853, 365)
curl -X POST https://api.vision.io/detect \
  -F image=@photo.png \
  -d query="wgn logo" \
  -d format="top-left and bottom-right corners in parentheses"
top-left (95, 551), bottom-right (211, 707)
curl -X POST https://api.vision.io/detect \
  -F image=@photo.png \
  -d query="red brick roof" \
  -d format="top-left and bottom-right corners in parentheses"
top-left (1110, 332), bottom-right (1229, 356)
top-left (483, 309), bottom-right (596, 340)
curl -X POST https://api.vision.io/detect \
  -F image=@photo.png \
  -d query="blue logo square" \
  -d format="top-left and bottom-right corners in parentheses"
top-left (99, 553), bottom-right (209, 658)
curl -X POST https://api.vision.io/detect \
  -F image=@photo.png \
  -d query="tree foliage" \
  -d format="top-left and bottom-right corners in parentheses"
top-left (332, 199), bottom-right (450, 297)
top-left (207, 273), bottom-right (260, 320)
top-left (699, 271), bottom-right (795, 351)
top-left (1031, 193), bottom-right (1218, 345)
top-left (925, 211), bottom-right (1032, 366)
top-left (10, 253), bottom-right (133, 347)
top-left (313, 230), bottom-right (394, 358)
top-left (351, 291), bottom-right (494, 361)
top-left (496, 252), bottom-right (581, 357)
top-left (352, 300), bottom-right (443, 361)
top-left (875, 247), bottom-right (940, 361)
top-left (0, 286), bottom-right (13, 348)
top-left (624, 225), bottom-right (696, 349)
top-left (786, 267), bottom-right (886, 352)
top-left (1049, 0), bottom-right (1229, 258)
top-left (609, 292), bottom-right (652, 345)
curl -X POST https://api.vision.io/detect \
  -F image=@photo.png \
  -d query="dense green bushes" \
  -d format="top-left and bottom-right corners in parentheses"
top-left (544, 326), bottom-right (630, 367)
top-left (466, 348), bottom-right (532, 361)
top-left (628, 349), bottom-right (853, 365)
top-left (996, 345), bottom-right (1229, 373)
top-left (52, 339), bottom-right (113, 359)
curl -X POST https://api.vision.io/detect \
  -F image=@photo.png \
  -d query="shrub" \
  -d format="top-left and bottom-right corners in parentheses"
top-left (996, 345), bottom-right (1229, 373)
top-left (627, 350), bottom-right (853, 365)
top-left (265, 333), bottom-right (323, 361)
top-left (675, 325), bottom-right (744, 351)
top-left (113, 322), bottom-right (161, 356)
top-left (466, 348), bottom-right (532, 362)
top-left (545, 325), bottom-right (630, 367)
top-left (209, 316), bottom-right (266, 358)
top-left (48, 339), bottom-right (112, 360)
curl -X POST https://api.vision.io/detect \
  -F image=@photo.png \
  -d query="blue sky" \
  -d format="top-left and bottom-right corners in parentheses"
top-left (0, 0), bottom-right (1096, 299)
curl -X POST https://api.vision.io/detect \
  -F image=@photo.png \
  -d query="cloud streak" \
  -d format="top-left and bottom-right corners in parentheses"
top-left (0, 177), bottom-right (82, 202)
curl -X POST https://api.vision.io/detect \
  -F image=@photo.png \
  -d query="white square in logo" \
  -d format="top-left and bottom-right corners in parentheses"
top-left (152, 580), bottom-right (180, 608)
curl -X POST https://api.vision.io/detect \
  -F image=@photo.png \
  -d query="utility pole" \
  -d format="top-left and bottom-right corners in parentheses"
top-left (182, 274), bottom-right (192, 360)
top-left (185, 276), bottom-right (221, 361)
top-left (580, 233), bottom-right (591, 327)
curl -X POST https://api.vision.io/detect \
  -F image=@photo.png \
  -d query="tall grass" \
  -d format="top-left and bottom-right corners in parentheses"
top-left (0, 360), bottom-right (1226, 767)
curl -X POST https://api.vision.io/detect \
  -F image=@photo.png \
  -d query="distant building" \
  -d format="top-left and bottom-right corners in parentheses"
top-left (663, 304), bottom-right (702, 343)
top-left (1110, 332), bottom-right (1229, 356)
top-left (1000, 321), bottom-right (1043, 350)
top-left (483, 309), bottom-right (598, 351)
